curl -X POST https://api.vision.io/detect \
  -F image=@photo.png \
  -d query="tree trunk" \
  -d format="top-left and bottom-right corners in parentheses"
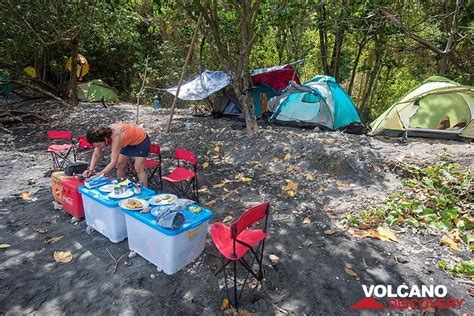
top-left (70, 37), bottom-right (79, 107)
top-left (359, 40), bottom-right (384, 122)
top-left (348, 35), bottom-right (369, 96)
top-left (317, 5), bottom-right (330, 75)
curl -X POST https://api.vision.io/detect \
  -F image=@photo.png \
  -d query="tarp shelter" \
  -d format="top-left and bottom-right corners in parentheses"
top-left (166, 70), bottom-right (230, 101)
top-left (77, 79), bottom-right (119, 102)
top-left (268, 75), bottom-right (361, 130)
top-left (166, 65), bottom-right (300, 118)
top-left (370, 76), bottom-right (474, 140)
top-left (66, 54), bottom-right (90, 79)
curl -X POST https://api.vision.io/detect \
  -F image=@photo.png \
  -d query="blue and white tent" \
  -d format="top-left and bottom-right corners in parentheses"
top-left (268, 76), bottom-right (361, 130)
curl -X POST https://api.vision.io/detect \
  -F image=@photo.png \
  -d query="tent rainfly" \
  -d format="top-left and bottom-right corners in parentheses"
top-left (77, 79), bottom-right (118, 102)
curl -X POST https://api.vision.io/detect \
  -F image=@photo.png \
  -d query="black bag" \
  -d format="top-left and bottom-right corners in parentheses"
top-left (343, 122), bottom-right (367, 135)
top-left (64, 162), bottom-right (89, 176)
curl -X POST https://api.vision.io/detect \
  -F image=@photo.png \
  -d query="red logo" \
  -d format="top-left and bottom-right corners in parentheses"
top-left (351, 297), bottom-right (384, 310)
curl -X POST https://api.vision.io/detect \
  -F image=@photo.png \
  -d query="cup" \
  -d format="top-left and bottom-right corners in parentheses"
top-left (120, 183), bottom-right (128, 194)
top-left (113, 186), bottom-right (121, 195)
top-left (133, 183), bottom-right (142, 194)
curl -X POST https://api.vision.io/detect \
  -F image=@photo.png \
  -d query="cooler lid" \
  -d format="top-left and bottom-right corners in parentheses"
top-left (123, 207), bottom-right (213, 236)
top-left (60, 178), bottom-right (84, 189)
top-left (79, 186), bottom-right (156, 208)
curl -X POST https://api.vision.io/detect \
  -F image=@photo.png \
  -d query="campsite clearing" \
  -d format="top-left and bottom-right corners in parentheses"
top-left (0, 101), bottom-right (472, 314)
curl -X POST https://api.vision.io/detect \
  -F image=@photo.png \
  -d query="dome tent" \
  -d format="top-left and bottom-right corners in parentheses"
top-left (77, 79), bottom-right (119, 102)
top-left (370, 76), bottom-right (474, 140)
top-left (268, 75), bottom-right (361, 130)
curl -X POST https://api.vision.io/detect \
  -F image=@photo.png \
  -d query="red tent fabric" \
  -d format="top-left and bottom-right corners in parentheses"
top-left (250, 65), bottom-right (301, 93)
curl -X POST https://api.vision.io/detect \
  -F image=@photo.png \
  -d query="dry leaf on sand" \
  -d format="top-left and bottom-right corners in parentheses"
top-left (324, 229), bottom-right (336, 235)
top-left (302, 218), bottom-right (312, 225)
top-left (221, 298), bottom-right (231, 310)
top-left (44, 236), bottom-right (64, 244)
top-left (349, 226), bottom-right (398, 242)
top-left (201, 162), bottom-right (209, 169)
top-left (344, 267), bottom-right (358, 278)
top-left (223, 215), bottom-right (233, 223)
top-left (19, 192), bottom-right (31, 200)
top-left (440, 234), bottom-right (460, 251)
top-left (269, 254), bottom-right (280, 264)
top-left (204, 200), bottom-right (217, 207)
top-left (0, 243), bottom-right (11, 249)
top-left (53, 251), bottom-right (73, 263)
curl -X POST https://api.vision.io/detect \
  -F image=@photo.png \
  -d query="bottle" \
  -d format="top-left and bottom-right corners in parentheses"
top-left (153, 95), bottom-right (160, 111)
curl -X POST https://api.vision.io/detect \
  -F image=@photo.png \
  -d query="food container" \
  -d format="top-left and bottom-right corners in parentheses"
top-left (78, 185), bottom-right (155, 243)
top-left (60, 177), bottom-right (85, 218)
top-left (121, 205), bottom-right (212, 275)
top-left (133, 183), bottom-right (142, 194)
top-left (51, 171), bottom-right (73, 204)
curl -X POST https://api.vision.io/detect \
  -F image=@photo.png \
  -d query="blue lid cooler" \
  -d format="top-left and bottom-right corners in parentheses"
top-left (122, 205), bottom-right (212, 275)
top-left (78, 184), bottom-right (155, 243)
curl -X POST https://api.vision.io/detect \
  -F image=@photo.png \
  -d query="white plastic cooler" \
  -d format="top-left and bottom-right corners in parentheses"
top-left (78, 185), bottom-right (155, 243)
top-left (122, 206), bottom-right (213, 275)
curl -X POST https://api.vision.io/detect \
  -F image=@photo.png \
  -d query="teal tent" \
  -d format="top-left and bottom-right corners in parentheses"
top-left (268, 76), bottom-right (361, 130)
top-left (0, 75), bottom-right (14, 101)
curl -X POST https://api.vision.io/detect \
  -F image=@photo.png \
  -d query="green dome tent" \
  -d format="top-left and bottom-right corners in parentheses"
top-left (370, 76), bottom-right (474, 140)
top-left (77, 79), bottom-right (119, 102)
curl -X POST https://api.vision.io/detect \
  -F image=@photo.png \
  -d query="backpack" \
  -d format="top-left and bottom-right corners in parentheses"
top-left (343, 122), bottom-right (367, 135)
top-left (64, 162), bottom-right (89, 176)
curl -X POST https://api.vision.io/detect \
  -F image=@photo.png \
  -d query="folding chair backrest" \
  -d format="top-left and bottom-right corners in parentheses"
top-left (78, 135), bottom-right (94, 150)
top-left (48, 130), bottom-right (73, 142)
top-left (150, 143), bottom-right (161, 155)
top-left (231, 202), bottom-right (270, 238)
top-left (175, 148), bottom-right (197, 166)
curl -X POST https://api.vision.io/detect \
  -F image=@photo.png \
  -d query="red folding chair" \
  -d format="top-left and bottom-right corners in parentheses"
top-left (145, 143), bottom-right (162, 189)
top-left (77, 135), bottom-right (94, 151)
top-left (210, 202), bottom-right (270, 308)
top-left (162, 148), bottom-right (199, 202)
top-left (47, 130), bottom-right (76, 170)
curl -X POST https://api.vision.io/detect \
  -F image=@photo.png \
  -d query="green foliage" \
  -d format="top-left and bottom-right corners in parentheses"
top-left (438, 260), bottom-right (474, 279)
top-left (343, 159), bottom-right (473, 241)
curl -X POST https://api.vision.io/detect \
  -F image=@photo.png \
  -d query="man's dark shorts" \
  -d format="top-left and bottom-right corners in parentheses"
top-left (120, 135), bottom-right (150, 157)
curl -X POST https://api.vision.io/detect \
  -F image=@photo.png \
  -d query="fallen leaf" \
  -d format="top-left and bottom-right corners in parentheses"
top-left (53, 251), bottom-right (73, 263)
top-left (0, 243), bottom-right (11, 249)
top-left (349, 227), bottom-right (398, 243)
top-left (19, 191), bottom-right (31, 200)
top-left (44, 236), bottom-right (64, 244)
top-left (214, 146), bottom-right (220, 153)
top-left (219, 127), bottom-right (226, 133)
top-left (283, 180), bottom-right (298, 198)
top-left (272, 157), bottom-right (280, 163)
top-left (375, 226), bottom-right (398, 242)
top-left (305, 172), bottom-right (315, 181)
top-left (324, 229), bottom-right (336, 235)
top-left (35, 228), bottom-right (47, 234)
top-left (201, 162), bottom-right (209, 169)
top-left (223, 215), bottom-right (233, 223)
top-left (283, 153), bottom-right (291, 161)
top-left (221, 298), bottom-right (231, 310)
top-left (269, 254), bottom-right (280, 263)
top-left (344, 267), bottom-right (358, 278)
top-left (286, 166), bottom-right (298, 173)
top-left (240, 176), bottom-right (253, 182)
top-left (213, 179), bottom-right (231, 189)
top-left (198, 186), bottom-right (209, 193)
top-left (323, 139), bottom-right (333, 145)
top-left (440, 235), bottom-right (460, 251)
top-left (204, 199), bottom-right (217, 207)
top-left (302, 218), bottom-right (312, 225)
top-left (336, 181), bottom-right (351, 189)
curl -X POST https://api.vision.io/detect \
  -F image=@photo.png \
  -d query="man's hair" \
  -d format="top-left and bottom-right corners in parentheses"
top-left (85, 127), bottom-right (113, 144)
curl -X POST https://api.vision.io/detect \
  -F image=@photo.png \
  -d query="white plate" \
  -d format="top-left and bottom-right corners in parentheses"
top-left (98, 184), bottom-right (116, 193)
top-left (119, 198), bottom-right (149, 211)
top-left (109, 190), bottom-right (134, 199)
top-left (149, 194), bottom-right (178, 206)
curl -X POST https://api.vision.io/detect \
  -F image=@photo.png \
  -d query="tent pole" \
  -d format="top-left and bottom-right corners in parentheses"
top-left (165, 13), bottom-right (203, 133)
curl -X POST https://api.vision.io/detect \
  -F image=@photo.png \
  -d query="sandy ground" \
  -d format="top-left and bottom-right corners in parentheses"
top-left (0, 102), bottom-right (472, 315)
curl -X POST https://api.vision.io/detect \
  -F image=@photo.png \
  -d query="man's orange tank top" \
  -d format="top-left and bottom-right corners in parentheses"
top-left (117, 123), bottom-right (146, 147)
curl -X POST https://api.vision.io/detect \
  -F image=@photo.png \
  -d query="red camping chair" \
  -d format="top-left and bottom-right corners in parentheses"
top-left (210, 202), bottom-right (270, 308)
top-left (47, 130), bottom-right (76, 170)
top-left (145, 143), bottom-right (162, 189)
top-left (162, 149), bottom-right (199, 202)
top-left (77, 135), bottom-right (94, 151)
